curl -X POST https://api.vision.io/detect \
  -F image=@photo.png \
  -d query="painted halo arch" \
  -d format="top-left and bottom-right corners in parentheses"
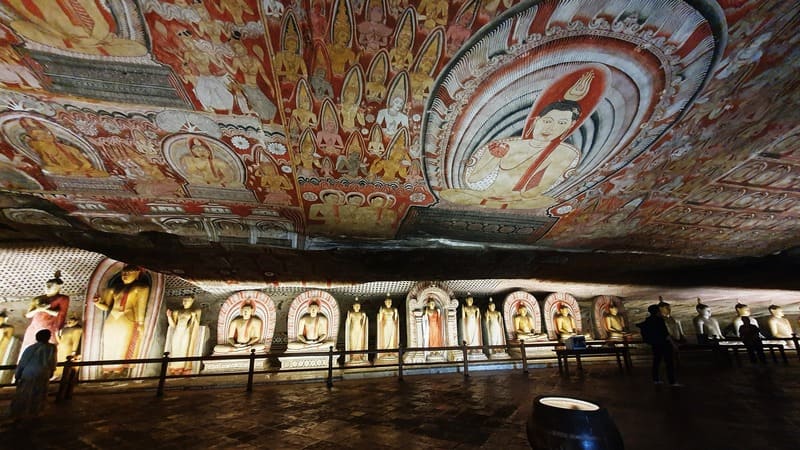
top-left (591, 295), bottom-right (627, 340)
top-left (216, 291), bottom-right (277, 352)
top-left (502, 291), bottom-right (541, 342)
top-left (542, 292), bottom-right (582, 341)
top-left (286, 290), bottom-right (340, 343)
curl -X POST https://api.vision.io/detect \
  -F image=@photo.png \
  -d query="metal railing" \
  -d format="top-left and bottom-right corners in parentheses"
top-left (1, 333), bottom-right (795, 400)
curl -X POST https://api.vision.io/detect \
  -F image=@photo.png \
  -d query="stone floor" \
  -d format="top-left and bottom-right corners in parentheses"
top-left (0, 356), bottom-right (799, 449)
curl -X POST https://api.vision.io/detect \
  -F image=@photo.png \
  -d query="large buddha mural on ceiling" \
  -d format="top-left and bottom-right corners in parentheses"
top-left (413, 0), bottom-right (726, 242)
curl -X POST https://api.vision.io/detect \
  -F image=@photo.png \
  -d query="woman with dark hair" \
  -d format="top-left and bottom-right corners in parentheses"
top-left (10, 329), bottom-right (57, 419)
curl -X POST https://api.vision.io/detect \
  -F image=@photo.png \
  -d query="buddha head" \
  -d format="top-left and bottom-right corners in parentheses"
top-left (769, 305), bottom-right (784, 318)
top-left (696, 301), bottom-right (711, 319)
top-left (517, 305), bottom-right (529, 317)
top-left (427, 298), bottom-right (436, 310)
top-left (384, 296), bottom-right (392, 308)
top-left (284, 34), bottom-right (299, 53)
top-left (182, 295), bottom-right (196, 309)
top-left (369, 195), bottom-right (387, 209)
top-left (465, 296), bottom-right (474, 307)
top-left (530, 101), bottom-right (581, 143)
top-left (389, 96), bottom-right (405, 112)
top-left (120, 265), bottom-right (142, 284)
top-left (608, 304), bottom-right (619, 316)
top-left (558, 304), bottom-right (571, 317)
top-left (45, 270), bottom-right (64, 296)
top-left (240, 302), bottom-right (254, 319)
top-left (488, 299), bottom-right (496, 312)
top-left (308, 302), bottom-right (320, 317)
top-left (188, 137), bottom-right (212, 159)
top-left (346, 192), bottom-right (364, 207)
top-left (65, 314), bottom-right (80, 328)
top-left (735, 303), bottom-right (750, 317)
top-left (352, 302), bottom-right (361, 313)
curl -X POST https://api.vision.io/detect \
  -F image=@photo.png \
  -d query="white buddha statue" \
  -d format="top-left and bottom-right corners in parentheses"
top-left (658, 297), bottom-right (686, 343)
top-left (484, 299), bottom-right (505, 351)
top-left (461, 296), bottom-right (482, 351)
top-left (693, 299), bottom-right (722, 343)
top-left (345, 300), bottom-right (368, 364)
top-left (767, 305), bottom-right (794, 339)
top-left (166, 295), bottom-right (202, 374)
top-left (731, 302), bottom-right (751, 337)
top-left (376, 295), bottom-right (399, 360)
top-left (213, 302), bottom-right (265, 353)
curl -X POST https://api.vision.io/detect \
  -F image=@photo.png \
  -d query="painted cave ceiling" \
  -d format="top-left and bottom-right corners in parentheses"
top-left (0, 0), bottom-right (798, 287)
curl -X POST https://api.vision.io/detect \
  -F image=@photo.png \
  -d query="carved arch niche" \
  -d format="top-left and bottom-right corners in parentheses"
top-left (82, 258), bottom-right (165, 380)
top-left (502, 291), bottom-right (542, 343)
top-left (591, 295), bottom-right (627, 340)
top-left (542, 293), bottom-right (583, 341)
top-left (286, 290), bottom-right (340, 345)
top-left (216, 291), bottom-right (277, 352)
top-left (404, 282), bottom-right (461, 363)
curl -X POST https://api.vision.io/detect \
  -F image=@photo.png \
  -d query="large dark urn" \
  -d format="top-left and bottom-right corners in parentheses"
top-left (527, 395), bottom-right (624, 450)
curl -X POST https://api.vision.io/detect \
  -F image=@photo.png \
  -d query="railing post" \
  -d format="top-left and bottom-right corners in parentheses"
top-left (462, 341), bottom-right (469, 378)
top-left (56, 355), bottom-right (73, 402)
top-left (397, 345), bottom-right (404, 381)
top-left (623, 339), bottom-right (632, 372)
top-left (247, 349), bottom-right (256, 392)
top-left (520, 340), bottom-right (528, 374)
top-left (326, 346), bottom-right (334, 389)
top-left (792, 334), bottom-right (799, 360)
top-left (156, 352), bottom-right (169, 397)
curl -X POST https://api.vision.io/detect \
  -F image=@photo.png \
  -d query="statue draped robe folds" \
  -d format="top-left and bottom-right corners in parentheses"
top-left (93, 268), bottom-right (150, 372)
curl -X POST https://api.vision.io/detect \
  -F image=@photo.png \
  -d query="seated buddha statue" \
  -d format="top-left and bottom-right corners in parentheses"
top-left (513, 305), bottom-right (545, 341)
top-left (287, 302), bottom-right (335, 350)
top-left (603, 304), bottom-right (630, 341)
top-left (554, 305), bottom-right (578, 342)
top-left (213, 303), bottom-right (265, 353)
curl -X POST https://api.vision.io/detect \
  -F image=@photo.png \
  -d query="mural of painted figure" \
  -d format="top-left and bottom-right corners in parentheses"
top-left (179, 137), bottom-right (237, 187)
top-left (439, 68), bottom-right (605, 209)
top-left (4, 0), bottom-right (147, 56)
top-left (17, 118), bottom-right (108, 177)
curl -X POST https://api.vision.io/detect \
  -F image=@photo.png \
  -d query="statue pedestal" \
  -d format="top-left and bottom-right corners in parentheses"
top-left (508, 338), bottom-right (554, 359)
top-left (279, 353), bottom-right (331, 370)
top-left (375, 353), bottom-right (399, 365)
top-left (344, 357), bottom-right (371, 367)
top-left (467, 350), bottom-right (488, 361)
top-left (279, 344), bottom-right (337, 370)
top-left (486, 349), bottom-right (511, 360)
top-left (203, 353), bottom-right (268, 373)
